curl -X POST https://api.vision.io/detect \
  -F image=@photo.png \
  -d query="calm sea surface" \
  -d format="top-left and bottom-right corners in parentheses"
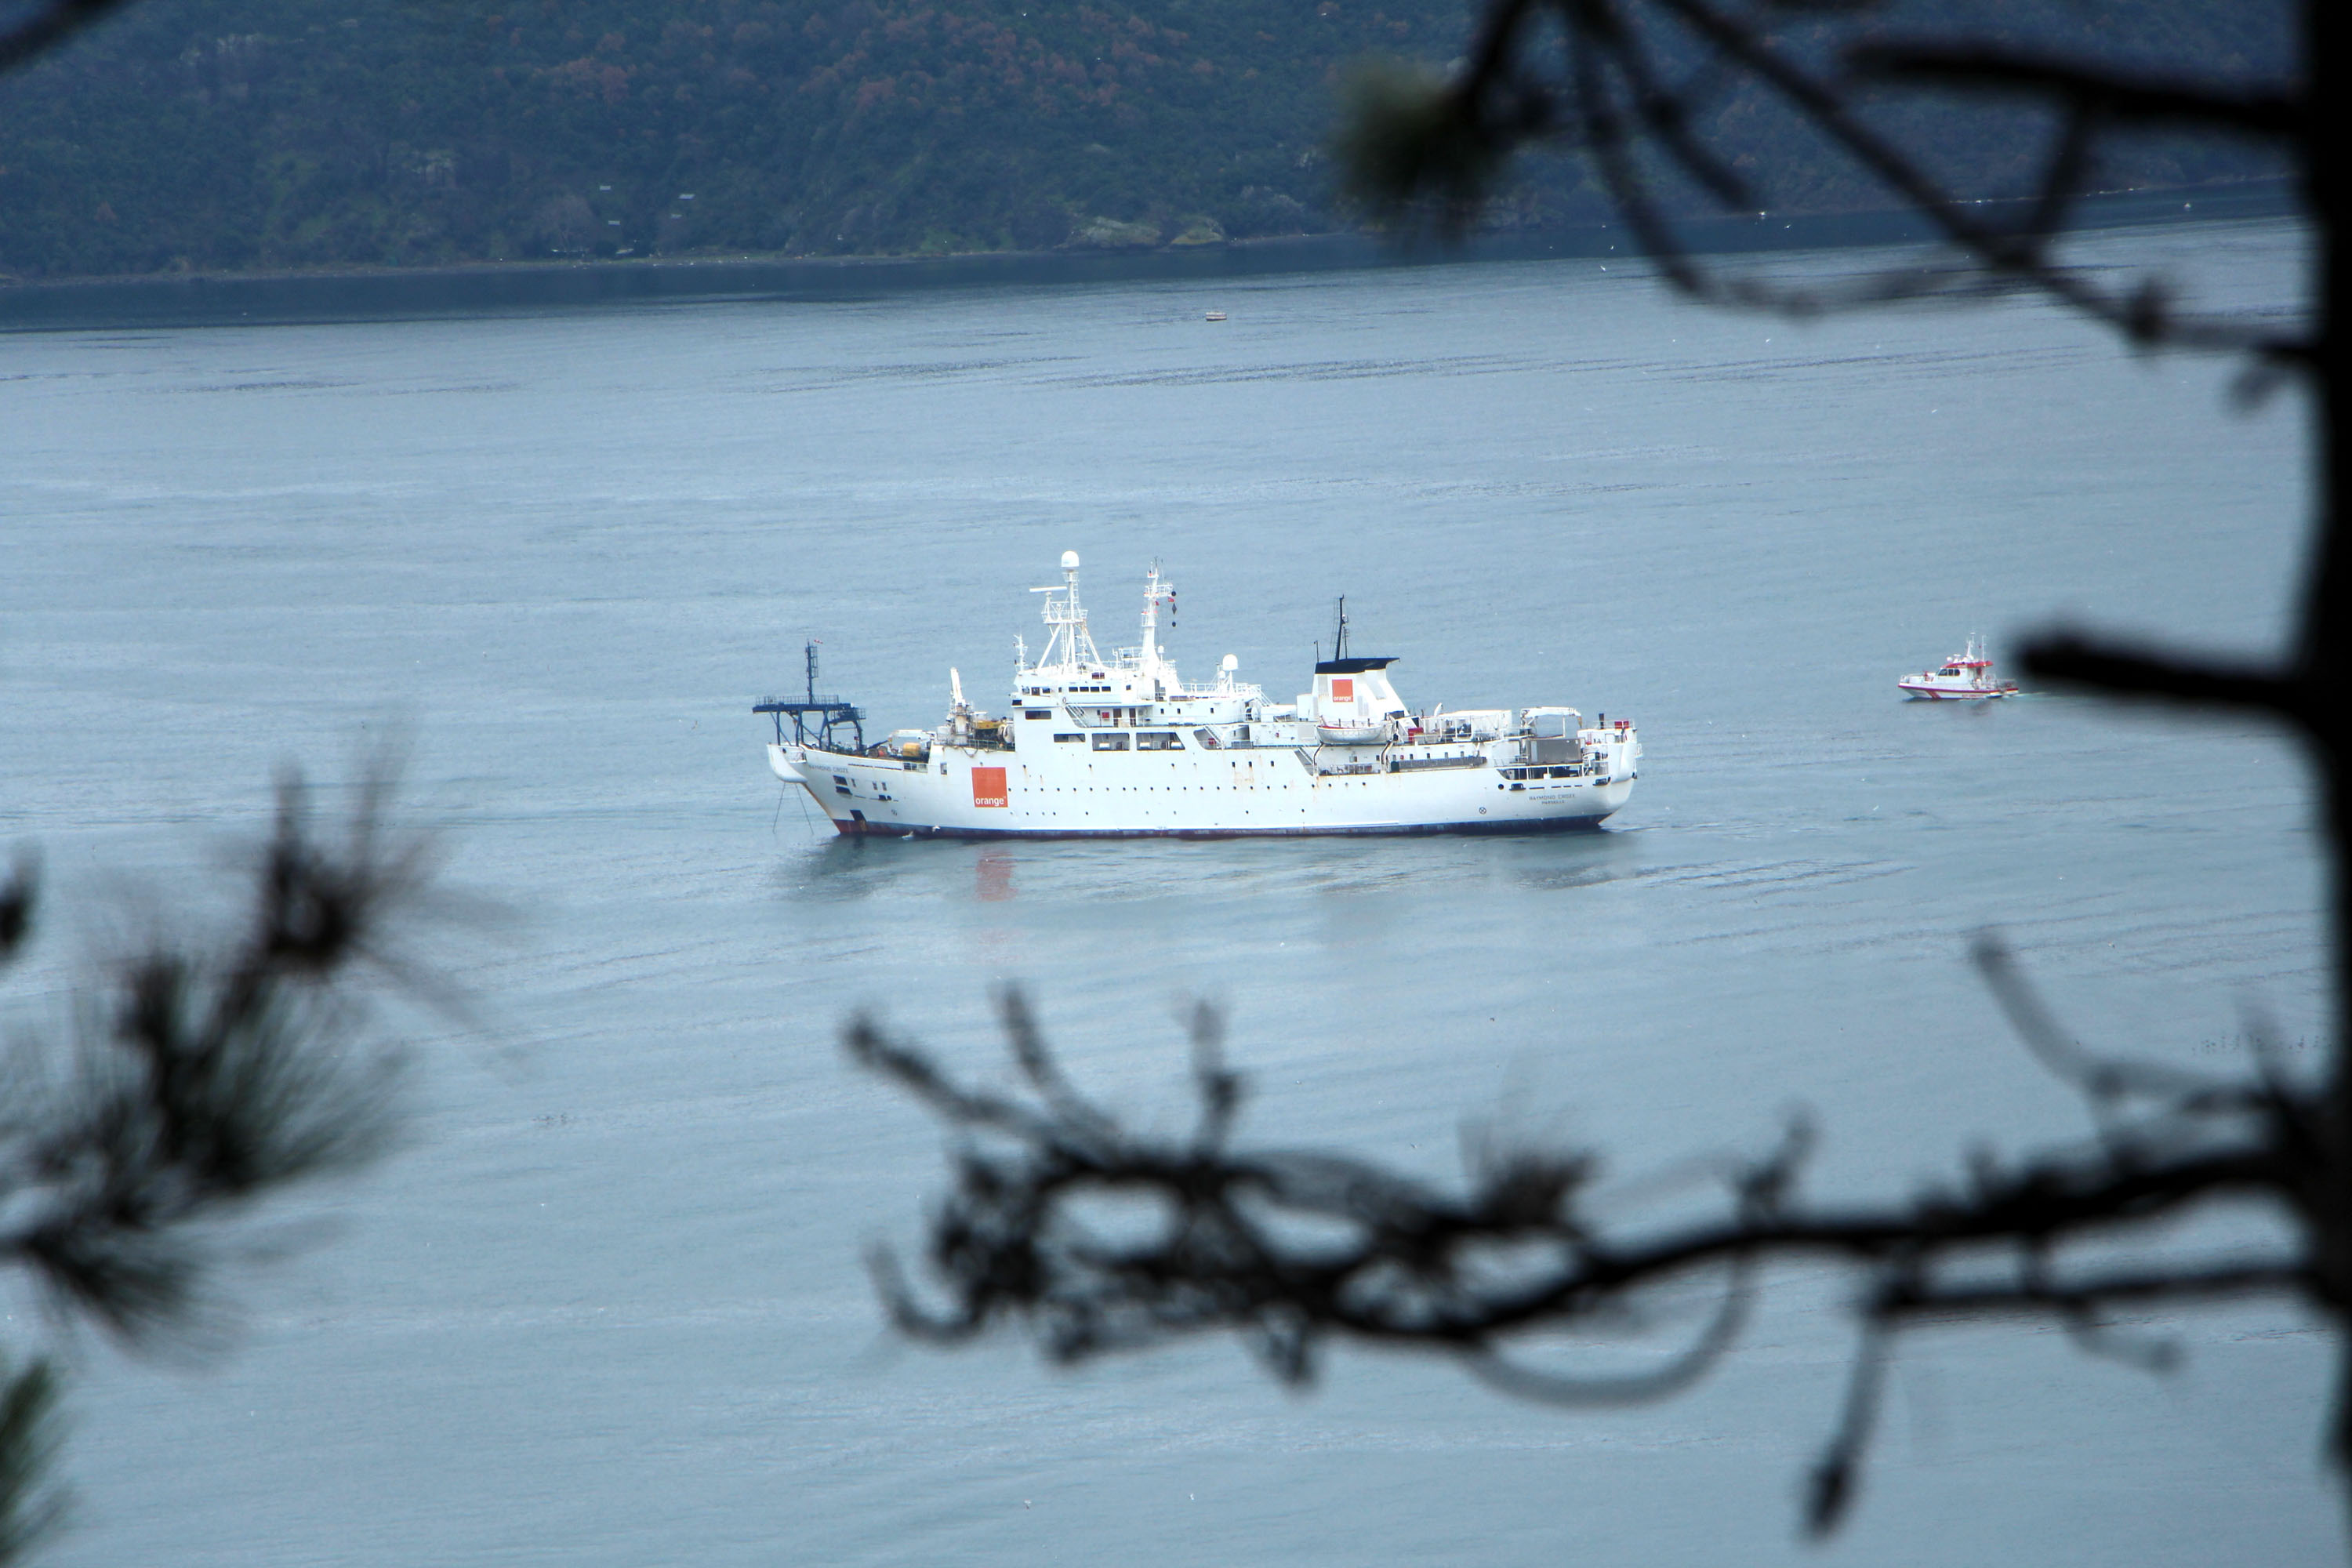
top-left (1, 220), bottom-right (2334, 1566)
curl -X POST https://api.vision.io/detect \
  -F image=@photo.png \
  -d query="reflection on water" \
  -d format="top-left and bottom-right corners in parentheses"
top-left (782, 825), bottom-right (1649, 914)
top-left (975, 851), bottom-right (1014, 902)
top-left (1510, 832), bottom-right (1643, 893)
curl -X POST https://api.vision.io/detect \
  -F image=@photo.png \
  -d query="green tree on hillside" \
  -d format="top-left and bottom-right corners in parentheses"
top-left (1, 0), bottom-right (2288, 278)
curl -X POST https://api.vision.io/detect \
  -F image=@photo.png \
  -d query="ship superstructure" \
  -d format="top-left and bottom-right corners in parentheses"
top-left (756, 552), bottom-right (1640, 837)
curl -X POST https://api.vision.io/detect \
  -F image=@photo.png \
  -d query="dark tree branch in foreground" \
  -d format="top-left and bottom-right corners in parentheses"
top-left (852, 978), bottom-right (2316, 1535)
top-left (2018, 632), bottom-right (2311, 720)
top-left (0, 0), bottom-right (132, 75)
top-left (1849, 47), bottom-right (2303, 140)
top-left (1337, 0), bottom-right (2311, 364)
top-left (0, 763), bottom-right (434, 1561)
top-left (860, 1), bottom-right (2349, 1543)
top-left (1336, 0), bottom-right (2352, 1520)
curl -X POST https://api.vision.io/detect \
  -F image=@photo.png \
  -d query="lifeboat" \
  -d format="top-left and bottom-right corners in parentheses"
top-left (1315, 718), bottom-right (1390, 746)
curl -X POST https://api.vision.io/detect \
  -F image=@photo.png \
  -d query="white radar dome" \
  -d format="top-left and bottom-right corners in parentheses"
top-left (1061, 550), bottom-right (1080, 571)
top-left (1221, 654), bottom-right (1239, 672)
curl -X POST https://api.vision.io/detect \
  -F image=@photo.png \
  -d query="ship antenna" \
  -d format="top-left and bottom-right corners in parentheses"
top-left (804, 639), bottom-right (821, 706)
top-left (1333, 597), bottom-right (1348, 662)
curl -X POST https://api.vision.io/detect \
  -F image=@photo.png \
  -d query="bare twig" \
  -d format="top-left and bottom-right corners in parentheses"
top-left (1851, 47), bottom-right (2303, 140)
top-left (1339, 0), bottom-right (2310, 366)
top-left (851, 990), bottom-right (2312, 1533)
top-left (882, 0), bottom-right (2348, 1550)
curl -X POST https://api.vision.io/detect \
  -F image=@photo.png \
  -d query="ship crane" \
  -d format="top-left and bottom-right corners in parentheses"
top-left (754, 640), bottom-right (866, 752)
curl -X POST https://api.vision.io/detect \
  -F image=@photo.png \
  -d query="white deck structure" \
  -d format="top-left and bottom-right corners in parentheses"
top-left (758, 553), bottom-right (1640, 837)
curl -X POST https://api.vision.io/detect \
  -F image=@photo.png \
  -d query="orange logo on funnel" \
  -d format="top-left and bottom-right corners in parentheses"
top-left (971, 767), bottom-right (1008, 808)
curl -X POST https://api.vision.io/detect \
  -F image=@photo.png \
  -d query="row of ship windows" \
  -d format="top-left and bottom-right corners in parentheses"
top-left (1004, 784), bottom-right (1541, 797)
top-left (1047, 731), bottom-right (1185, 750)
top-left (990, 780), bottom-right (1411, 793)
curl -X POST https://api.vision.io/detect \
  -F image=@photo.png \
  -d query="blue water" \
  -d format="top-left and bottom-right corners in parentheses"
top-left (1, 218), bottom-right (2334, 1565)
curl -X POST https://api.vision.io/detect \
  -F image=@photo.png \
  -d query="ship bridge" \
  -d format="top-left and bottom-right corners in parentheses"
top-left (1012, 553), bottom-right (1265, 728)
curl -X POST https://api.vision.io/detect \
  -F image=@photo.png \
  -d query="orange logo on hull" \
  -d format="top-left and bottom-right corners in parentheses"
top-left (971, 767), bottom-right (1008, 808)
top-left (1331, 678), bottom-right (1354, 701)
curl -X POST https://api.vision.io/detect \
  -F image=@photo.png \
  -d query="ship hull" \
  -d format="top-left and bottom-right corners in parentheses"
top-left (773, 742), bottom-right (1635, 840)
top-left (824, 815), bottom-right (1616, 840)
top-left (1897, 681), bottom-right (2013, 700)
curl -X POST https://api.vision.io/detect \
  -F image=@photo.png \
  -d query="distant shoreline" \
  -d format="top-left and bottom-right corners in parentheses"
top-left (0, 180), bottom-right (2294, 333)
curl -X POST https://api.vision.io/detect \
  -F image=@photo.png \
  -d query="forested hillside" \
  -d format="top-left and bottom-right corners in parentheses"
top-left (0, 0), bottom-right (2292, 279)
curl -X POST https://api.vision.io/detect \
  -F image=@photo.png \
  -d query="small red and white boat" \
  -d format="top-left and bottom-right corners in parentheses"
top-left (1898, 634), bottom-right (2018, 700)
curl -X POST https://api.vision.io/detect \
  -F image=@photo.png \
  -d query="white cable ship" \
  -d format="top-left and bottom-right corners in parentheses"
top-left (756, 553), bottom-right (1641, 838)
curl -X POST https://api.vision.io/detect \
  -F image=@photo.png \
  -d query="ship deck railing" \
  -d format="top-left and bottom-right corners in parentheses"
top-left (1387, 753), bottom-right (1490, 773)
